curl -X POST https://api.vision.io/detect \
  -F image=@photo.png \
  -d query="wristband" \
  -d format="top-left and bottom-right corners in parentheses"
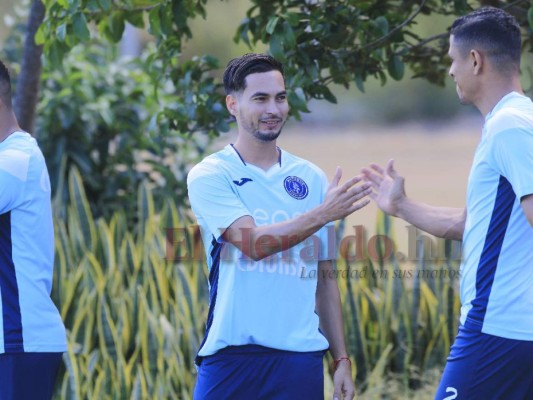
top-left (333, 356), bottom-right (351, 371)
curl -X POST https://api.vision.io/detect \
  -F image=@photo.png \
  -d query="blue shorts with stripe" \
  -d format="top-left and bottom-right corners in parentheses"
top-left (194, 345), bottom-right (326, 400)
top-left (435, 324), bottom-right (533, 400)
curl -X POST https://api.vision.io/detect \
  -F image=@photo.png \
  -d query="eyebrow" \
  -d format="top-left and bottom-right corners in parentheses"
top-left (250, 91), bottom-right (287, 98)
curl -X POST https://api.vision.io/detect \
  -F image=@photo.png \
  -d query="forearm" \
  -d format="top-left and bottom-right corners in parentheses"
top-left (396, 198), bottom-right (466, 241)
top-left (223, 206), bottom-right (329, 261)
top-left (316, 262), bottom-right (349, 359)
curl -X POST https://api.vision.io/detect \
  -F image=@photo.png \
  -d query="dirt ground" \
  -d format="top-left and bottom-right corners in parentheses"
top-left (216, 115), bottom-right (484, 259)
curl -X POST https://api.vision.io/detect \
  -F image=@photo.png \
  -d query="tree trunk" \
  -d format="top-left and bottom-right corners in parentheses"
top-left (14, 0), bottom-right (45, 136)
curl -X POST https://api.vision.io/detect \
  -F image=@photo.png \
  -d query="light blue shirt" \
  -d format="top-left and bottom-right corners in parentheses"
top-left (187, 145), bottom-right (334, 357)
top-left (461, 92), bottom-right (533, 340)
top-left (0, 132), bottom-right (67, 353)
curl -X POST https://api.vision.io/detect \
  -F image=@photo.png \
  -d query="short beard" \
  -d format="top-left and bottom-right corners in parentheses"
top-left (252, 129), bottom-right (282, 142)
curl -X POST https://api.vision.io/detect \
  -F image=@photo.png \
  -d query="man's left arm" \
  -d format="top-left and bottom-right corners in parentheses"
top-left (316, 260), bottom-right (355, 400)
top-left (521, 194), bottom-right (533, 227)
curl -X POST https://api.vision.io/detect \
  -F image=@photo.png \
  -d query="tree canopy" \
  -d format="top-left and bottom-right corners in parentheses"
top-left (4, 0), bottom-right (533, 218)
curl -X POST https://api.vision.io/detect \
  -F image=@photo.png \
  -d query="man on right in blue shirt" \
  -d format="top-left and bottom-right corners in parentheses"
top-left (362, 7), bottom-right (533, 399)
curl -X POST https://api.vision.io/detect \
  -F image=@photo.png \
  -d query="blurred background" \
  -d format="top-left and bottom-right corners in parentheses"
top-left (1, 1), bottom-right (531, 398)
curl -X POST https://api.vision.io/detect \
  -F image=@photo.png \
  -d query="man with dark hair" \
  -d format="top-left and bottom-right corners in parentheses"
top-left (188, 53), bottom-right (370, 399)
top-left (0, 60), bottom-right (67, 399)
top-left (362, 7), bottom-right (533, 399)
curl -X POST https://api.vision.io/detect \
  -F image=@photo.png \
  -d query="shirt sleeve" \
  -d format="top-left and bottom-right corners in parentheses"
top-left (187, 166), bottom-right (252, 242)
top-left (489, 128), bottom-right (533, 200)
top-left (0, 150), bottom-right (29, 213)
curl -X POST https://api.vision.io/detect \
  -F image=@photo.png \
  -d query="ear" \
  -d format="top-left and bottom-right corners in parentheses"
top-left (470, 49), bottom-right (483, 75)
top-left (226, 94), bottom-right (238, 117)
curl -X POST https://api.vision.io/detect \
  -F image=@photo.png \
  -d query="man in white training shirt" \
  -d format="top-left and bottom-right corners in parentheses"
top-left (188, 53), bottom-right (371, 399)
top-left (0, 60), bottom-right (67, 400)
top-left (362, 8), bottom-right (533, 399)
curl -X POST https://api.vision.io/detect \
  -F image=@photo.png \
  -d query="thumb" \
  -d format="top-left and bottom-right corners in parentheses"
top-left (386, 159), bottom-right (398, 179)
top-left (329, 166), bottom-right (342, 189)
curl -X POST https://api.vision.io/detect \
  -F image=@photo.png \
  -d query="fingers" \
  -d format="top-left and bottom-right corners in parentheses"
top-left (349, 198), bottom-right (371, 213)
top-left (385, 159), bottom-right (397, 179)
top-left (328, 166), bottom-right (342, 190)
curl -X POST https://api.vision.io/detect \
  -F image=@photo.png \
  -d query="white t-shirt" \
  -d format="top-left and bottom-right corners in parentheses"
top-left (460, 92), bottom-right (533, 340)
top-left (0, 131), bottom-right (67, 353)
top-left (187, 144), bottom-right (335, 357)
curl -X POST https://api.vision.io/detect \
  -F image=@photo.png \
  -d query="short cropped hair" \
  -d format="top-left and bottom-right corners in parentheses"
top-left (223, 53), bottom-right (284, 95)
top-left (451, 7), bottom-right (521, 73)
top-left (0, 60), bottom-right (12, 109)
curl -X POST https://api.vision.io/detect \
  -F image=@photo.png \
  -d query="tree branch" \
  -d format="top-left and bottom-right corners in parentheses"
top-left (14, 0), bottom-right (46, 136)
top-left (361, 0), bottom-right (428, 52)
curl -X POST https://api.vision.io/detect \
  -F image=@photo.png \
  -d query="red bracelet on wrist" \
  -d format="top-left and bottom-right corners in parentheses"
top-left (333, 356), bottom-right (351, 371)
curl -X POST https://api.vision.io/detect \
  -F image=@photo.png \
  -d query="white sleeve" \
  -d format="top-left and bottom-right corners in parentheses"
top-left (187, 167), bottom-right (252, 242)
top-left (489, 128), bottom-right (533, 200)
top-left (0, 149), bottom-right (29, 213)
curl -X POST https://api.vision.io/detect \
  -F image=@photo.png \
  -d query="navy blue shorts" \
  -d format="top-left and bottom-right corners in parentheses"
top-left (0, 352), bottom-right (63, 400)
top-left (194, 345), bottom-right (325, 400)
top-left (435, 325), bottom-right (533, 400)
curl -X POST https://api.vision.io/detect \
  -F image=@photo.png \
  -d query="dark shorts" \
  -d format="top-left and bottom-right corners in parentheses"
top-left (435, 325), bottom-right (533, 400)
top-left (0, 352), bottom-right (63, 400)
top-left (194, 345), bottom-right (325, 400)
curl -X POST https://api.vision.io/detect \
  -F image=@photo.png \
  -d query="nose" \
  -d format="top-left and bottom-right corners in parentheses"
top-left (448, 67), bottom-right (454, 79)
top-left (266, 99), bottom-right (279, 114)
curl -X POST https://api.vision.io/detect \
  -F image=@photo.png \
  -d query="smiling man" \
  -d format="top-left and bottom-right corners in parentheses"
top-left (187, 53), bottom-right (371, 399)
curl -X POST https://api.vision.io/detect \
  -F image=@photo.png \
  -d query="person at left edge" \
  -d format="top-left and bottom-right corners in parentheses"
top-left (188, 53), bottom-right (371, 400)
top-left (0, 60), bottom-right (67, 400)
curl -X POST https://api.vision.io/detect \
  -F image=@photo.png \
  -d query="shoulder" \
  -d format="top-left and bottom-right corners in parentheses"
top-left (281, 149), bottom-right (327, 180)
top-left (187, 146), bottom-right (234, 185)
top-left (487, 94), bottom-right (533, 139)
top-left (0, 132), bottom-right (38, 182)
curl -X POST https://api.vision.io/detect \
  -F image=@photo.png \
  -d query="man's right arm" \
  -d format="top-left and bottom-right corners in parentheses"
top-left (361, 159), bottom-right (466, 241)
top-left (223, 167), bottom-right (372, 260)
top-left (189, 166), bottom-right (372, 261)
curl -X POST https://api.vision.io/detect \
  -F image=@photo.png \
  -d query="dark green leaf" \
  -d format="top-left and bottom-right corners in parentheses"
top-left (374, 16), bottom-right (388, 36)
top-left (269, 34), bottom-right (284, 60)
top-left (282, 21), bottom-right (296, 48)
top-left (387, 55), bottom-right (404, 81)
top-left (73, 13), bottom-right (90, 42)
top-left (56, 23), bottom-right (67, 42)
top-left (266, 16), bottom-right (279, 35)
top-left (126, 12), bottom-right (145, 29)
top-left (148, 6), bottom-right (161, 37)
top-left (98, 0), bottom-right (111, 12)
top-left (108, 12), bottom-right (126, 43)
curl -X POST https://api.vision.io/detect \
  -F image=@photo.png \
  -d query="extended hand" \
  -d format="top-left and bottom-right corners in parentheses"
top-left (320, 167), bottom-right (372, 223)
top-left (361, 159), bottom-right (406, 217)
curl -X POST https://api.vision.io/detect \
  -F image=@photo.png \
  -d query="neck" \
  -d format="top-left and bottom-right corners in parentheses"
top-left (232, 135), bottom-right (279, 171)
top-left (475, 74), bottom-right (523, 118)
top-left (0, 110), bottom-right (21, 142)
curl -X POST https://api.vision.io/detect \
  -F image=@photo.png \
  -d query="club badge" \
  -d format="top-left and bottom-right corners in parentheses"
top-left (284, 176), bottom-right (309, 200)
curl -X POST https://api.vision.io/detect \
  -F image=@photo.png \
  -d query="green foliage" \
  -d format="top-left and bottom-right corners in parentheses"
top-left (236, 0), bottom-right (533, 117)
top-left (53, 169), bottom-right (460, 398)
top-left (36, 42), bottom-right (215, 220)
top-left (54, 167), bottom-right (208, 398)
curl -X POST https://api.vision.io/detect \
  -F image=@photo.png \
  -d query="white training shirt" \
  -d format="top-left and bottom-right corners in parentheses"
top-left (0, 131), bottom-right (67, 353)
top-left (460, 92), bottom-right (533, 340)
top-left (187, 144), bottom-right (335, 357)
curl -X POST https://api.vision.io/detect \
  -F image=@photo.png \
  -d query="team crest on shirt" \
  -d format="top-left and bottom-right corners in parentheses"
top-left (283, 176), bottom-right (309, 200)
